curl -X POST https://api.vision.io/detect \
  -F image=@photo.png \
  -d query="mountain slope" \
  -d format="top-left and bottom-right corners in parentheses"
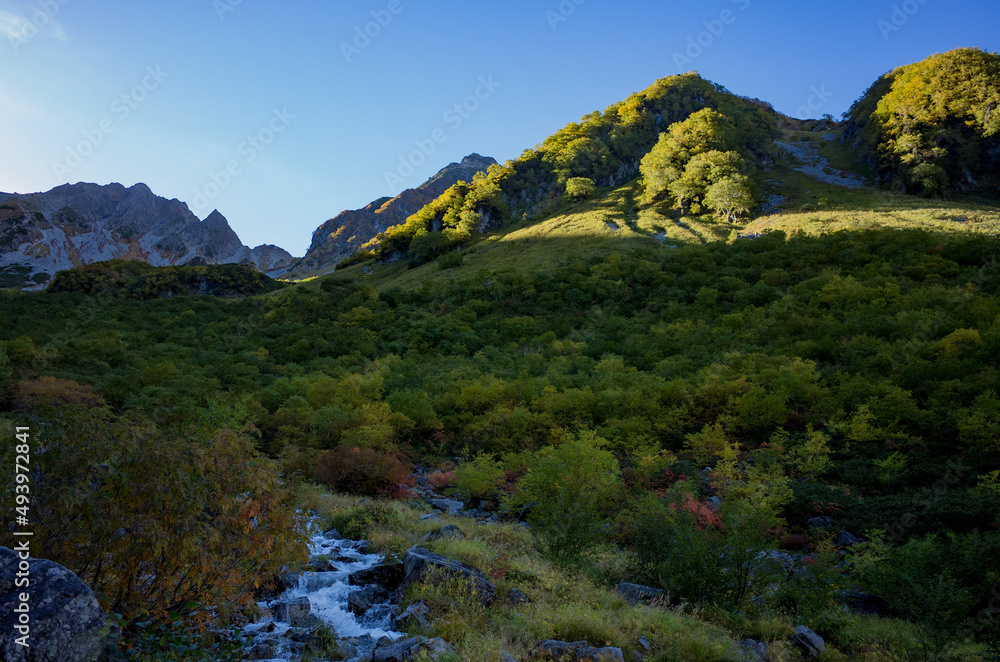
top-left (843, 47), bottom-right (1000, 195)
top-left (0, 182), bottom-right (295, 287)
top-left (288, 153), bottom-right (497, 277)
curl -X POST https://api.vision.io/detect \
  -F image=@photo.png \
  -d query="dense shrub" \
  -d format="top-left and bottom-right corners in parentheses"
top-left (314, 444), bottom-right (411, 497)
top-left (507, 431), bottom-right (622, 563)
top-left (4, 403), bottom-right (307, 620)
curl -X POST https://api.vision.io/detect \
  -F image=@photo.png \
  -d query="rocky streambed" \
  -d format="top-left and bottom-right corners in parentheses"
top-left (242, 529), bottom-right (402, 662)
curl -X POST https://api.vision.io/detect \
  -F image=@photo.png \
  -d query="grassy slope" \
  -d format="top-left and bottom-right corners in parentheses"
top-left (302, 490), bottom-right (923, 662)
top-left (307, 133), bottom-right (1000, 294)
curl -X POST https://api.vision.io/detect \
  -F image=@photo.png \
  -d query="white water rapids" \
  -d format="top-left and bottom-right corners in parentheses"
top-left (242, 529), bottom-right (403, 661)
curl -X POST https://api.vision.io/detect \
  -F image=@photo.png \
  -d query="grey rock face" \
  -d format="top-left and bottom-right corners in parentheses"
top-left (0, 547), bottom-right (118, 662)
top-left (290, 153), bottom-right (498, 276)
top-left (0, 182), bottom-right (295, 283)
top-left (402, 547), bottom-right (496, 606)
top-left (372, 635), bottom-right (456, 662)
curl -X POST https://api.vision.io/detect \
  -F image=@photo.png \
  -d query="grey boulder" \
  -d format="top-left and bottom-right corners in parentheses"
top-left (0, 547), bottom-right (118, 662)
top-left (616, 582), bottom-right (668, 606)
top-left (402, 547), bottom-right (496, 605)
top-left (791, 626), bottom-right (826, 657)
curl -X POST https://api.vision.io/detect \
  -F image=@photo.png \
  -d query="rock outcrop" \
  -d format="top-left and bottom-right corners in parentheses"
top-left (289, 153), bottom-right (497, 277)
top-left (0, 547), bottom-right (118, 662)
top-left (402, 546), bottom-right (496, 606)
top-left (0, 182), bottom-right (295, 287)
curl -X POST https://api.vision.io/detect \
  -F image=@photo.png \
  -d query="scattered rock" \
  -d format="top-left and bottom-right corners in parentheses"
top-left (394, 600), bottom-right (431, 631)
top-left (420, 514), bottom-right (444, 524)
top-left (419, 524), bottom-right (465, 543)
top-left (791, 626), bottom-right (826, 658)
top-left (310, 559), bottom-right (337, 572)
top-left (705, 496), bottom-right (722, 511)
top-left (403, 547), bottom-right (496, 606)
top-left (616, 582), bottom-right (668, 607)
top-left (372, 635), bottom-right (456, 662)
top-left (0, 547), bottom-right (119, 662)
top-left (509, 588), bottom-right (530, 605)
top-left (324, 528), bottom-right (344, 540)
top-left (279, 571), bottom-right (302, 591)
top-left (835, 530), bottom-right (863, 547)
top-left (501, 652), bottom-right (519, 662)
top-left (349, 563), bottom-right (406, 592)
top-left (429, 498), bottom-right (464, 514)
top-left (529, 639), bottom-right (625, 661)
top-left (273, 597), bottom-right (312, 626)
top-left (807, 516), bottom-right (833, 529)
top-left (738, 638), bottom-right (768, 662)
top-left (245, 641), bottom-right (275, 660)
top-left (348, 584), bottom-right (389, 616)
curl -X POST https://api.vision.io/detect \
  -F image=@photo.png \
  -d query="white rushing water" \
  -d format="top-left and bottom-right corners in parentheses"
top-left (243, 529), bottom-right (402, 661)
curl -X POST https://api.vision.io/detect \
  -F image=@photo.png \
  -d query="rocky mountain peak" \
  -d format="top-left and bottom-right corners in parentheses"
top-left (288, 153), bottom-right (498, 277)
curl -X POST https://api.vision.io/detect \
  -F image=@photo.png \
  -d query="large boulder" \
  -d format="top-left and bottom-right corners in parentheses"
top-left (834, 530), bottom-right (863, 548)
top-left (0, 547), bottom-right (118, 662)
top-left (273, 596), bottom-right (313, 626)
top-left (616, 582), bottom-right (668, 607)
top-left (791, 626), bottom-right (826, 658)
top-left (349, 563), bottom-right (406, 592)
top-left (529, 639), bottom-right (625, 661)
top-left (402, 547), bottom-right (496, 606)
top-left (348, 584), bottom-right (389, 616)
top-left (372, 635), bottom-right (456, 662)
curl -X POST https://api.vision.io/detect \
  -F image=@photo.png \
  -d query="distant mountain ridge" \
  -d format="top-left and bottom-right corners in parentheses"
top-left (0, 182), bottom-right (295, 287)
top-left (289, 153), bottom-right (498, 276)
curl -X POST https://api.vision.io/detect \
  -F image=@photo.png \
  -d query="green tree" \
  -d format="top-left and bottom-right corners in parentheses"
top-left (508, 431), bottom-right (622, 563)
top-left (565, 177), bottom-right (596, 201)
top-left (704, 175), bottom-right (756, 222)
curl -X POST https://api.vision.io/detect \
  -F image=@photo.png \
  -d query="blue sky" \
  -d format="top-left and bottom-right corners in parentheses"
top-left (1, 0), bottom-right (997, 255)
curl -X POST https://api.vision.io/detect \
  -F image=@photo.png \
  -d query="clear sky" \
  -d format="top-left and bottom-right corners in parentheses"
top-left (1, 0), bottom-right (997, 255)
